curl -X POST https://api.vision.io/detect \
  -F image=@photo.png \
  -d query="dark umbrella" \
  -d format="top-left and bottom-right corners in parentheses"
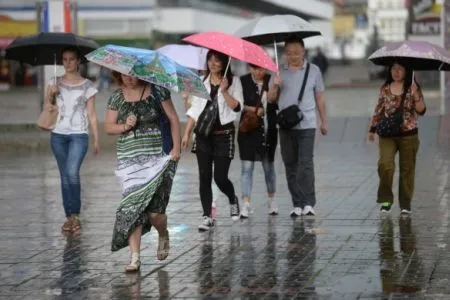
top-left (368, 40), bottom-right (450, 71)
top-left (5, 32), bottom-right (99, 65)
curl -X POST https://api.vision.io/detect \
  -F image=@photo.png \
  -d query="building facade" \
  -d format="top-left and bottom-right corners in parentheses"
top-left (367, 0), bottom-right (408, 43)
top-left (0, 0), bottom-right (334, 86)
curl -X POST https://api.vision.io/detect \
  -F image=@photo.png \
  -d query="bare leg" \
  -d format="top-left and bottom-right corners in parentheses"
top-left (149, 213), bottom-right (169, 260)
top-left (126, 225), bottom-right (142, 272)
top-left (149, 213), bottom-right (167, 235)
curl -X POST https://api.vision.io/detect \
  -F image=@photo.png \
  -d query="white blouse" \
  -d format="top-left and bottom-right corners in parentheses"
top-left (186, 75), bottom-right (243, 125)
top-left (52, 78), bottom-right (98, 135)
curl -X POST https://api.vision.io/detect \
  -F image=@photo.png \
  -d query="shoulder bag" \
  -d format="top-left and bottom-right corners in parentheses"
top-left (276, 63), bottom-right (310, 130)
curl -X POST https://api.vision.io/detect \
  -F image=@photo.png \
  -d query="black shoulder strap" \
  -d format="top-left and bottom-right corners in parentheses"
top-left (139, 85), bottom-right (146, 101)
top-left (297, 63), bottom-right (310, 104)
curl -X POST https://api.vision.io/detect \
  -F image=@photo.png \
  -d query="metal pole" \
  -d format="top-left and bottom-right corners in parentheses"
top-left (71, 1), bottom-right (78, 34)
top-left (36, 1), bottom-right (45, 111)
top-left (443, 1), bottom-right (449, 115)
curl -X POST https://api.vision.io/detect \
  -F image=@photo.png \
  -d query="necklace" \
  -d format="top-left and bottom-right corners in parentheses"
top-left (210, 75), bottom-right (222, 86)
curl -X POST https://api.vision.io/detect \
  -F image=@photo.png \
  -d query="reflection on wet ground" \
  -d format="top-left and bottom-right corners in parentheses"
top-left (1, 115), bottom-right (450, 299)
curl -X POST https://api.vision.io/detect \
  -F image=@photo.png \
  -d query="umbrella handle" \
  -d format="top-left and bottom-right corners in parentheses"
top-left (273, 40), bottom-right (278, 68)
top-left (223, 58), bottom-right (231, 79)
top-left (54, 53), bottom-right (57, 86)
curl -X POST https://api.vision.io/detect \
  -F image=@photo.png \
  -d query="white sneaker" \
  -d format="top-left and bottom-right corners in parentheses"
top-left (400, 209), bottom-right (411, 215)
top-left (198, 216), bottom-right (215, 231)
top-left (240, 202), bottom-right (251, 219)
top-left (268, 200), bottom-right (278, 215)
top-left (303, 205), bottom-right (316, 216)
top-left (290, 207), bottom-right (302, 217)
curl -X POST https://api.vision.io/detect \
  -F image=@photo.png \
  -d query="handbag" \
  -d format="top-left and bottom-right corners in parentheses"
top-left (194, 98), bottom-right (218, 138)
top-left (239, 76), bottom-right (268, 133)
top-left (37, 88), bottom-right (59, 131)
top-left (276, 63), bottom-right (310, 130)
top-left (376, 92), bottom-right (405, 137)
top-left (150, 84), bottom-right (173, 154)
top-left (239, 110), bottom-right (260, 133)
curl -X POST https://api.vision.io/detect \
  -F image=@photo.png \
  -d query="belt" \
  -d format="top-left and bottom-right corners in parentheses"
top-left (212, 129), bottom-right (234, 135)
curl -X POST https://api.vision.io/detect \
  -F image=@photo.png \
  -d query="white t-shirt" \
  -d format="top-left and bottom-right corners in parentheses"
top-left (52, 78), bottom-right (98, 135)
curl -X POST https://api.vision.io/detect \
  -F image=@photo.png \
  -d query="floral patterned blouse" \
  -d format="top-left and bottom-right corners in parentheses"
top-left (369, 84), bottom-right (426, 136)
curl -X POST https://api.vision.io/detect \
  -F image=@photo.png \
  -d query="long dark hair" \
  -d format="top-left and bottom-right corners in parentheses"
top-left (204, 50), bottom-right (233, 88)
top-left (384, 62), bottom-right (421, 99)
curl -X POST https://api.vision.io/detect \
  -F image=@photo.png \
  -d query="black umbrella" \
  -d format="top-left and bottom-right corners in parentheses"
top-left (5, 32), bottom-right (99, 65)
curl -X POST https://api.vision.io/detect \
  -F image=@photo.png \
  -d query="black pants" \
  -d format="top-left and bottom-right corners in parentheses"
top-left (196, 150), bottom-right (236, 217)
top-left (279, 128), bottom-right (316, 208)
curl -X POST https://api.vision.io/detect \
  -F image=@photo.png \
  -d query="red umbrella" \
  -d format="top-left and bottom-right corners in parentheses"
top-left (182, 31), bottom-right (278, 72)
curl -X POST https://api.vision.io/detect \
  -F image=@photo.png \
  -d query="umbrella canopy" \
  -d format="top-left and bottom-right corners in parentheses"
top-left (368, 40), bottom-right (450, 71)
top-left (85, 45), bottom-right (209, 99)
top-left (5, 32), bottom-right (99, 65)
top-left (157, 44), bottom-right (208, 71)
top-left (234, 14), bottom-right (321, 45)
top-left (182, 31), bottom-right (278, 72)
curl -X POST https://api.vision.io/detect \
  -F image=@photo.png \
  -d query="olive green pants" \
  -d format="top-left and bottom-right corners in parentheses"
top-left (377, 135), bottom-right (419, 210)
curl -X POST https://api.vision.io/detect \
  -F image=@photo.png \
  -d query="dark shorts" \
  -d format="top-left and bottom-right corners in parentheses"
top-left (191, 131), bottom-right (235, 159)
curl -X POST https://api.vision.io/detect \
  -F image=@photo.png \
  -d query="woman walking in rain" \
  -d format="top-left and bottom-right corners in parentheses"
top-left (104, 72), bottom-right (180, 272)
top-left (46, 46), bottom-right (99, 233)
top-left (368, 62), bottom-right (426, 215)
top-left (238, 64), bottom-right (278, 218)
top-left (181, 49), bottom-right (244, 231)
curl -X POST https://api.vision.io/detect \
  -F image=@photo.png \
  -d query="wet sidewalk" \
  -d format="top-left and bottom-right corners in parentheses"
top-left (1, 115), bottom-right (450, 299)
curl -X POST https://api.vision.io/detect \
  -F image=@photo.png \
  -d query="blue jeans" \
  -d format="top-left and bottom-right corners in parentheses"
top-left (241, 158), bottom-right (276, 198)
top-left (51, 133), bottom-right (89, 217)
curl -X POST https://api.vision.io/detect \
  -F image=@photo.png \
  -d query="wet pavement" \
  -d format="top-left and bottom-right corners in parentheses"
top-left (1, 113), bottom-right (450, 299)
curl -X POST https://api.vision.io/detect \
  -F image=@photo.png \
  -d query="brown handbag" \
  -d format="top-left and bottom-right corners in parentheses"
top-left (37, 92), bottom-right (58, 131)
top-left (239, 76), bottom-right (268, 133)
top-left (239, 109), bottom-right (260, 133)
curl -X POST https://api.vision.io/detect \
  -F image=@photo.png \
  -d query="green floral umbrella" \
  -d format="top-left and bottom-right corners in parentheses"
top-left (86, 44), bottom-right (209, 99)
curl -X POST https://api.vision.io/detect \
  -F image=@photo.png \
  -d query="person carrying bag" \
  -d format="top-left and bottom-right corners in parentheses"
top-left (276, 62), bottom-right (310, 129)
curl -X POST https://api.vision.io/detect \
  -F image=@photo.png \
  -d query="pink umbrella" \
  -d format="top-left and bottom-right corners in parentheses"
top-left (182, 31), bottom-right (278, 73)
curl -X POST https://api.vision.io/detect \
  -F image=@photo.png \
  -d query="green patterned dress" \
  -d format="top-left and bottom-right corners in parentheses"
top-left (107, 86), bottom-right (177, 252)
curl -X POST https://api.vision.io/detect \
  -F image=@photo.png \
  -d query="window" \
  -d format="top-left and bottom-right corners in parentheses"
top-left (128, 19), bottom-right (149, 34)
top-left (84, 19), bottom-right (127, 35)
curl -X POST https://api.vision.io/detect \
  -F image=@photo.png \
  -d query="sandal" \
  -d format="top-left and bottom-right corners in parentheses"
top-left (71, 216), bottom-right (81, 232)
top-left (125, 253), bottom-right (141, 272)
top-left (61, 218), bottom-right (72, 232)
top-left (157, 230), bottom-right (170, 261)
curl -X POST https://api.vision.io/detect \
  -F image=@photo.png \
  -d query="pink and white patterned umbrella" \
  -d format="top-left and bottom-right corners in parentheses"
top-left (368, 40), bottom-right (450, 71)
top-left (182, 31), bottom-right (278, 72)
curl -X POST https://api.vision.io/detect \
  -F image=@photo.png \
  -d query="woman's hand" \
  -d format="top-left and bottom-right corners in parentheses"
top-left (273, 73), bottom-right (281, 86)
top-left (367, 132), bottom-right (376, 143)
top-left (125, 114), bottom-right (137, 128)
top-left (256, 107), bottom-right (264, 117)
top-left (45, 103), bottom-right (57, 112)
top-left (411, 82), bottom-right (419, 96)
top-left (169, 147), bottom-right (181, 161)
top-left (93, 139), bottom-right (100, 155)
top-left (181, 133), bottom-right (190, 150)
top-left (48, 84), bottom-right (58, 96)
top-left (220, 77), bottom-right (229, 92)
